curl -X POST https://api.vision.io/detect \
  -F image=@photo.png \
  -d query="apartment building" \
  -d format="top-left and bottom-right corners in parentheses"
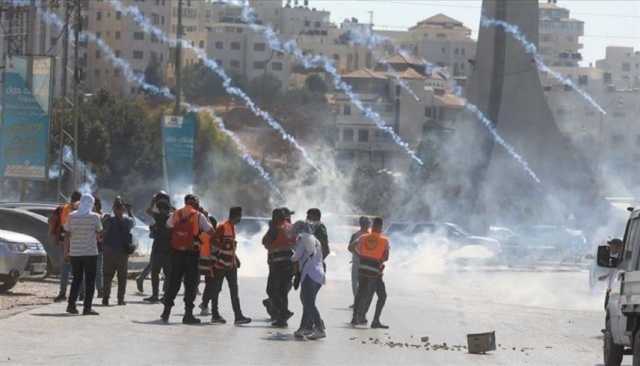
top-left (595, 46), bottom-right (640, 90)
top-left (249, 0), bottom-right (330, 37)
top-left (203, 22), bottom-right (291, 90)
top-left (539, 0), bottom-right (584, 68)
top-left (333, 56), bottom-right (463, 171)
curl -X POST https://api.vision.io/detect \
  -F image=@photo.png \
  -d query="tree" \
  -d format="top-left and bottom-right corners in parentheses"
top-left (305, 74), bottom-right (328, 95)
top-left (144, 53), bottom-right (164, 87)
top-left (182, 63), bottom-right (227, 104)
top-left (247, 73), bottom-right (282, 105)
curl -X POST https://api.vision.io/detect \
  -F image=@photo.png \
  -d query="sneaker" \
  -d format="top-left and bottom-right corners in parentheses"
top-left (307, 327), bottom-right (326, 340)
top-left (66, 305), bottom-right (78, 315)
top-left (294, 328), bottom-right (312, 339)
top-left (160, 307), bottom-right (171, 323)
top-left (82, 309), bottom-right (99, 316)
top-left (144, 296), bottom-right (159, 303)
top-left (182, 314), bottom-right (202, 325)
top-left (234, 316), bottom-right (252, 325)
top-left (136, 278), bottom-right (144, 293)
top-left (285, 310), bottom-right (294, 321)
top-left (102, 298), bottom-right (109, 307)
top-left (371, 321), bottom-right (389, 329)
top-left (117, 300), bottom-right (126, 306)
top-left (54, 294), bottom-right (66, 303)
top-left (211, 315), bottom-right (227, 324)
top-left (199, 304), bottom-right (210, 316)
top-left (271, 320), bottom-right (288, 328)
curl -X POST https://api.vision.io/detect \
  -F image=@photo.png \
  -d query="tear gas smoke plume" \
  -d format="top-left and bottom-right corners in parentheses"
top-left (36, 6), bottom-right (281, 197)
top-left (480, 16), bottom-right (606, 115)
top-left (232, 1), bottom-right (424, 166)
top-left (108, 0), bottom-right (318, 171)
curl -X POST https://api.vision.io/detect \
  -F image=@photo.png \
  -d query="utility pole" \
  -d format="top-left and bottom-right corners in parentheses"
top-left (173, 0), bottom-right (183, 116)
top-left (61, 1), bottom-right (70, 99)
top-left (72, 0), bottom-right (81, 188)
top-left (58, 0), bottom-right (72, 200)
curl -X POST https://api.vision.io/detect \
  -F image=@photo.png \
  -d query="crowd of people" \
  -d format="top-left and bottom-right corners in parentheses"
top-left (49, 190), bottom-right (391, 339)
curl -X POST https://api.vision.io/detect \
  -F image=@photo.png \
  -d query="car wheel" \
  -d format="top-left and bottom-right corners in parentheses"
top-left (605, 318), bottom-right (623, 366)
top-left (0, 278), bottom-right (18, 293)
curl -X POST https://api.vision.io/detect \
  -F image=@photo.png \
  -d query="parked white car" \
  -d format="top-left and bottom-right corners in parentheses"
top-left (0, 229), bottom-right (48, 293)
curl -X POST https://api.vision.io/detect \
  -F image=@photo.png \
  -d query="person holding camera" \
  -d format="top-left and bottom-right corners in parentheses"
top-left (101, 198), bottom-right (136, 306)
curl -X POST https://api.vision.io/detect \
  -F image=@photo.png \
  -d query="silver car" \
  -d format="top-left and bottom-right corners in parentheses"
top-left (0, 229), bottom-right (48, 293)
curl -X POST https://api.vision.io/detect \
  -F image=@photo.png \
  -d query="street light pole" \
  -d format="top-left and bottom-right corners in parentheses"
top-left (174, 0), bottom-right (183, 116)
top-left (72, 0), bottom-right (81, 188)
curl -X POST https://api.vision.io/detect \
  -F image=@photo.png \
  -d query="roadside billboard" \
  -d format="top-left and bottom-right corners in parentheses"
top-left (162, 112), bottom-right (196, 193)
top-left (0, 56), bottom-right (53, 180)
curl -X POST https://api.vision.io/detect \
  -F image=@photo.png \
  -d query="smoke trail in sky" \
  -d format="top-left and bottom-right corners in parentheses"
top-left (480, 16), bottom-right (606, 115)
top-left (453, 87), bottom-right (541, 184)
top-left (236, 3), bottom-right (424, 166)
top-left (36, 5), bottom-right (282, 198)
top-left (108, 0), bottom-right (317, 170)
top-left (343, 28), bottom-right (420, 101)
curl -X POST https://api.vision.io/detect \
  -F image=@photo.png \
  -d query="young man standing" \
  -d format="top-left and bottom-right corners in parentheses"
top-left (209, 207), bottom-right (251, 325)
top-left (53, 191), bottom-right (82, 302)
top-left (161, 194), bottom-right (214, 324)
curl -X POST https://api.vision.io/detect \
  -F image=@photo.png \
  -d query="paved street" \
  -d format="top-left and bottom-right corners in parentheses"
top-left (0, 265), bottom-right (611, 366)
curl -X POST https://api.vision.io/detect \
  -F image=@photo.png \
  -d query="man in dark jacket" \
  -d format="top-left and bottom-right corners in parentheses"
top-left (307, 209), bottom-right (330, 260)
top-left (102, 199), bottom-right (135, 306)
top-left (144, 196), bottom-right (173, 303)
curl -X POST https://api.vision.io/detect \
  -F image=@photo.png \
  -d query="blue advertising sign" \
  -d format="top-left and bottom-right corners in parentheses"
top-left (0, 56), bottom-right (53, 180)
top-left (162, 112), bottom-right (196, 192)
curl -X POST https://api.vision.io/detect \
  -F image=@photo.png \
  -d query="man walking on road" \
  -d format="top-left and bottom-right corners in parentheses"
top-left (161, 194), bottom-right (214, 324)
top-left (101, 199), bottom-right (135, 306)
top-left (348, 217), bottom-right (371, 308)
top-left (352, 217), bottom-right (390, 329)
top-left (209, 207), bottom-right (252, 325)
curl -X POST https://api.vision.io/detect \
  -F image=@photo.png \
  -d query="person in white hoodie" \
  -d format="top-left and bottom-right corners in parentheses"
top-left (291, 220), bottom-right (326, 340)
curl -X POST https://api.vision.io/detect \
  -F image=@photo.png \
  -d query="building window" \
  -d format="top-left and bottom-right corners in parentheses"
top-left (343, 104), bottom-right (351, 115)
top-left (115, 31), bottom-right (121, 40)
top-left (231, 41), bottom-right (241, 50)
top-left (199, 40), bottom-right (205, 48)
top-left (461, 48), bottom-right (465, 56)
top-left (230, 60), bottom-right (240, 68)
top-left (254, 43), bottom-right (266, 52)
top-left (114, 69), bottom-right (121, 76)
top-left (343, 128), bottom-right (354, 142)
top-left (623, 63), bottom-right (631, 72)
top-left (134, 32), bottom-right (145, 41)
top-left (314, 21), bottom-right (321, 28)
top-left (95, 50), bottom-right (101, 59)
top-left (271, 62), bottom-right (283, 71)
top-left (358, 129), bottom-right (369, 143)
top-left (304, 20), bottom-right (311, 27)
top-left (253, 61), bottom-right (265, 70)
top-left (96, 32), bottom-right (101, 39)
top-left (133, 50), bottom-right (144, 59)
top-left (115, 50), bottom-right (121, 58)
top-left (116, 11), bottom-right (121, 20)
top-left (215, 41), bottom-right (224, 50)
top-left (96, 11), bottom-right (102, 21)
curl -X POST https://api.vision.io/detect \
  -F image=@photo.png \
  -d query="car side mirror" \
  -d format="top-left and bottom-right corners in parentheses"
top-left (597, 245), bottom-right (616, 268)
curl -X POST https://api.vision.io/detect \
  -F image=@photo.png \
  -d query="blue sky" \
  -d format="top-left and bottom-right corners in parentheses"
top-left (312, 0), bottom-right (640, 65)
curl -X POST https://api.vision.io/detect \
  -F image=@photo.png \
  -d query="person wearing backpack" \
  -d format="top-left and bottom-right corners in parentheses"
top-left (161, 194), bottom-right (214, 324)
top-left (101, 198), bottom-right (135, 306)
top-left (52, 191), bottom-right (82, 303)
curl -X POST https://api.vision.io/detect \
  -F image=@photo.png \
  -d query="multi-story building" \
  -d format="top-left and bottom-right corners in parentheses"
top-left (249, 0), bottom-right (330, 38)
top-left (203, 22), bottom-right (291, 90)
top-left (84, 0), bottom-right (171, 97)
top-left (595, 46), bottom-right (640, 90)
top-left (379, 14), bottom-right (476, 79)
top-left (539, 0), bottom-right (584, 68)
top-left (333, 56), bottom-right (463, 171)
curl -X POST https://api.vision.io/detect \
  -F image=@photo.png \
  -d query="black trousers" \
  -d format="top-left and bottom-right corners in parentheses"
top-left (267, 262), bottom-right (293, 321)
top-left (210, 267), bottom-right (242, 318)
top-left (69, 256), bottom-right (97, 312)
top-left (150, 251), bottom-right (171, 298)
top-left (163, 250), bottom-right (199, 313)
top-left (103, 251), bottom-right (128, 302)
top-left (353, 275), bottom-right (387, 322)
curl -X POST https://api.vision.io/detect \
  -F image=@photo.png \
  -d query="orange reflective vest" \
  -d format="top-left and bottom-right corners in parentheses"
top-left (356, 232), bottom-right (389, 277)
top-left (268, 222), bottom-right (295, 264)
top-left (170, 206), bottom-right (200, 251)
top-left (212, 220), bottom-right (237, 269)
top-left (198, 232), bottom-right (214, 276)
top-left (61, 203), bottom-right (73, 226)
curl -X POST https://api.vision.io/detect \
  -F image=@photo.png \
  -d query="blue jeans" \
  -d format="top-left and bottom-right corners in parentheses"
top-left (300, 277), bottom-right (322, 330)
top-left (58, 256), bottom-right (72, 296)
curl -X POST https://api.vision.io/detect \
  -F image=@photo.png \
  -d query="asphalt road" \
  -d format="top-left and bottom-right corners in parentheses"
top-left (0, 265), bottom-right (613, 366)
